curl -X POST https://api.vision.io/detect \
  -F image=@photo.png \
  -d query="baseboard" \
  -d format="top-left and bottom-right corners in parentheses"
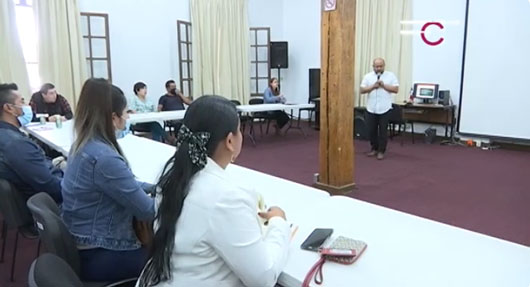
top-left (313, 181), bottom-right (355, 195)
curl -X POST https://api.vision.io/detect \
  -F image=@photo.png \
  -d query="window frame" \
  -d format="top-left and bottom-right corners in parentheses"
top-left (80, 12), bottom-right (112, 81)
top-left (249, 27), bottom-right (271, 98)
top-left (177, 20), bottom-right (192, 98)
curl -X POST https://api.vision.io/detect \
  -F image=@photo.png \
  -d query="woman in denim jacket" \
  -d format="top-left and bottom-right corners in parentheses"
top-left (61, 78), bottom-right (155, 282)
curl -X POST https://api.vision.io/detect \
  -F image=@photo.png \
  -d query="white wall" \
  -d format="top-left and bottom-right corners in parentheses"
top-left (248, 0), bottom-right (284, 41)
top-left (411, 0), bottom-right (466, 107)
top-left (281, 0), bottom-right (321, 105)
top-left (79, 0), bottom-right (287, 104)
top-left (77, 0), bottom-right (469, 123)
top-left (78, 0), bottom-right (190, 105)
top-left (409, 0), bottom-right (467, 136)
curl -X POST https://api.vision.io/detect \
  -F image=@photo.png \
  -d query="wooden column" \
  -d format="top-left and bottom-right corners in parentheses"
top-left (315, 0), bottom-right (356, 194)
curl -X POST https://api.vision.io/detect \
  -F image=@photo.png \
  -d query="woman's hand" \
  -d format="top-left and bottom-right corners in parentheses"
top-left (258, 206), bottom-right (286, 220)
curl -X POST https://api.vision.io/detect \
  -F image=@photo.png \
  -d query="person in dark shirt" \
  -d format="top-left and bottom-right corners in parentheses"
top-left (157, 79), bottom-right (192, 111)
top-left (30, 83), bottom-right (73, 122)
top-left (0, 83), bottom-right (63, 203)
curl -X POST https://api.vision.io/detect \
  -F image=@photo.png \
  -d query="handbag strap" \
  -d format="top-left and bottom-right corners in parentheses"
top-left (302, 256), bottom-right (326, 287)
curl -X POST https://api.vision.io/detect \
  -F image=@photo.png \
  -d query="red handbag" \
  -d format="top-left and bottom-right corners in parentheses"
top-left (302, 236), bottom-right (367, 287)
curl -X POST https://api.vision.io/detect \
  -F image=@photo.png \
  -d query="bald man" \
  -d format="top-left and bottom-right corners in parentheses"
top-left (360, 58), bottom-right (399, 160)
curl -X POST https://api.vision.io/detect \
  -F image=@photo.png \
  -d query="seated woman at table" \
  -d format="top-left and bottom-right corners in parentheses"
top-left (128, 82), bottom-right (168, 143)
top-left (61, 78), bottom-right (155, 282)
top-left (138, 96), bottom-right (290, 287)
top-left (263, 77), bottom-right (290, 134)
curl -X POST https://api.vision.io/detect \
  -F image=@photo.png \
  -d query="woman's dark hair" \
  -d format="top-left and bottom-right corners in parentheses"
top-left (133, 82), bottom-right (147, 95)
top-left (269, 77), bottom-right (280, 95)
top-left (40, 83), bottom-right (55, 95)
top-left (138, 95), bottom-right (239, 286)
top-left (72, 78), bottom-right (127, 157)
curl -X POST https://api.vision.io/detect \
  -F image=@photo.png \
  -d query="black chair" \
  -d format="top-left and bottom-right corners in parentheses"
top-left (130, 124), bottom-right (151, 135)
top-left (28, 253), bottom-right (135, 287)
top-left (26, 192), bottom-right (137, 287)
top-left (0, 179), bottom-right (40, 282)
top-left (28, 253), bottom-right (83, 287)
top-left (249, 97), bottom-right (273, 136)
top-left (164, 120), bottom-right (183, 135)
top-left (297, 94), bottom-right (318, 127)
top-left (388, 104), bottom-right (414, 144)
top-left (230, 100), bottom-right (253, 135)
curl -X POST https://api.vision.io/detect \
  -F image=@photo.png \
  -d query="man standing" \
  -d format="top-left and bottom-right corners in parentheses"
top-left (0, 83), bottom-right (63, 202)
top-left (158, 80), bottom-right (192, 111)
top-left (360, 58), bottom-right (399, 160)
top-left (29, 83), bottom-right (73, 122)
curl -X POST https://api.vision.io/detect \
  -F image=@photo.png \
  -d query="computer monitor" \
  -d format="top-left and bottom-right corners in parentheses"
top-left (413, 83), bottom-right (439, 101)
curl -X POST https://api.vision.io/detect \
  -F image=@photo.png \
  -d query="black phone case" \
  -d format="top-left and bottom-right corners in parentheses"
top-left (300, 228), bottom-right (333, 251)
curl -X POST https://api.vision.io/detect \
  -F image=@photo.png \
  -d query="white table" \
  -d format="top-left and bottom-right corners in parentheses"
top-left (129, 104), bottom-right (315, 123)
top-left (118, 136), bottom-right (530, 287)
top-left (25, 121), bottom-right (74, 157)
top-left (237, 103), bottom-right (315, 113)
top-left (128, 110), bottom-right (186, 124)
top-left (24, 123), bottom-right (530, 287)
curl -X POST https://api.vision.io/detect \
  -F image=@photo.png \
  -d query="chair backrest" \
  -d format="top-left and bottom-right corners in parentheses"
top-left (27, 192), bottom-right (81, 275)
top-left (0, 179), bottom-right (33, 227)
top-left (230, 100), bottom-right (241, 106)
top-left (249, 98), bottom-right (264, 105)
top-left (389, 104), bottom-right (404, 123)
top-left (28, 253), bottom-right (83, 287)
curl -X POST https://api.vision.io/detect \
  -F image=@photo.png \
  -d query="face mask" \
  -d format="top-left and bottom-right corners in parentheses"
top-left (17, 105), bottom-right (33, 126)
top-left (115, 118), bottom-right (131, 139)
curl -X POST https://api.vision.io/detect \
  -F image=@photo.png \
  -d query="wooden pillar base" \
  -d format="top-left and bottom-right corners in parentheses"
top-left (313, 181), bottom-right (355, 196)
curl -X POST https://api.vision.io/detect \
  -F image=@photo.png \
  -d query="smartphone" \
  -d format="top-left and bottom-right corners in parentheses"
top-left (300, 228), bottom-right (333, 251)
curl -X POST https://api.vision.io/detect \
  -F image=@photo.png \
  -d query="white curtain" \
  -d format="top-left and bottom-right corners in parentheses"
top-left (34, 0), bottom-right (87, 106)
top-left (191, 0), bottom-right (250, 104)
top-left (0, 0), bottom-right (31, 97)
top-left (354, 0), bottom-right (412, 106)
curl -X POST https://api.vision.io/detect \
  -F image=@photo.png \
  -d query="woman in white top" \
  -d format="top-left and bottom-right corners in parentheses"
top-left (138, 95), bottom-right (290, 287)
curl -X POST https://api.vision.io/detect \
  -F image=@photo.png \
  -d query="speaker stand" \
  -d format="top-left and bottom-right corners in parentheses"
top-left (276, 67), bottom-right (282, 89)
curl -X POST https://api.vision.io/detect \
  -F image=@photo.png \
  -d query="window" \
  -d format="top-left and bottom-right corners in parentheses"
top-left (175, 24), bottom-right (271, 99)
top-left (177, 20), bottom-right (192, 98)
top-left (80, 13), bottom-right (112, 81)
top-left (13, 0), bottom-right (40, 91)
top-left (249, 27), bottom-right (271, 97)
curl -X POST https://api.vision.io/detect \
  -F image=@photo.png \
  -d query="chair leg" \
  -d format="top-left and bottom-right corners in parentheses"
top-left (10, 230), bottom-right (19, 282)
top-left (266, 120), bottom-right (271, 135)
top-left (259, 120), bottom-right (264, 136)
top-left (0, 220), bottom-right (6, 262)
top-left (411, 122), bottom-right (415, 144)
top-left (36, 239), bottom-right (41, 258)
top-left (398, 124), bottom-right (405, 146)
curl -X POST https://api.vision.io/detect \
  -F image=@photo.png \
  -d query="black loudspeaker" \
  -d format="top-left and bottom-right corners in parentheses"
top-left (354, 116), bottom-right (368, 140)
top-left (438, 90), bottom-right (450, 105)
top-left (354, 107), bottom-right (368, 140)
top-left (270, 42), bottom-right (288, 68)
top-left (309, 68), bottom-right (320, 101)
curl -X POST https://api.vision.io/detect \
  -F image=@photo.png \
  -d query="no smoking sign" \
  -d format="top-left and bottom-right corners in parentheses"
top-left (324, 0), bottom-right (337, 11)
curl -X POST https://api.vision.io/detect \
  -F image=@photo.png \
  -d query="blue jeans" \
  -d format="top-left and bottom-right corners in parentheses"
top-left (78, 247), bottom-right (148, 281)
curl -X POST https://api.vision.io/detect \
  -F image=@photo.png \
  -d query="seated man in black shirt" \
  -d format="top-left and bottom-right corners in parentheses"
top-left (0, 83), bottom-right (63, 203)
top-left (30, 83), bottom-right (73, 122)
top-left (157, 79), bottom-right (192, 111)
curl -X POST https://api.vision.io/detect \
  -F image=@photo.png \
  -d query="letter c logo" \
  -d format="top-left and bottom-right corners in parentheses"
top-left (421, 22), bottom-right (444, 46)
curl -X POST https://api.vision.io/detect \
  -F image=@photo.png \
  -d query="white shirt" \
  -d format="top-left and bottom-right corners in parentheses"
top-left (361, 71), bottom-right (399, 114)
top-left (152, 158), bottom-right (290, 287)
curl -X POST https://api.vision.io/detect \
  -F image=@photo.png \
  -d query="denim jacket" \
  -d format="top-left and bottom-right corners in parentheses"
top-left (0, 121), bottom-right (63, 202)
top-left (61, 138), bottom-right (155, 250)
